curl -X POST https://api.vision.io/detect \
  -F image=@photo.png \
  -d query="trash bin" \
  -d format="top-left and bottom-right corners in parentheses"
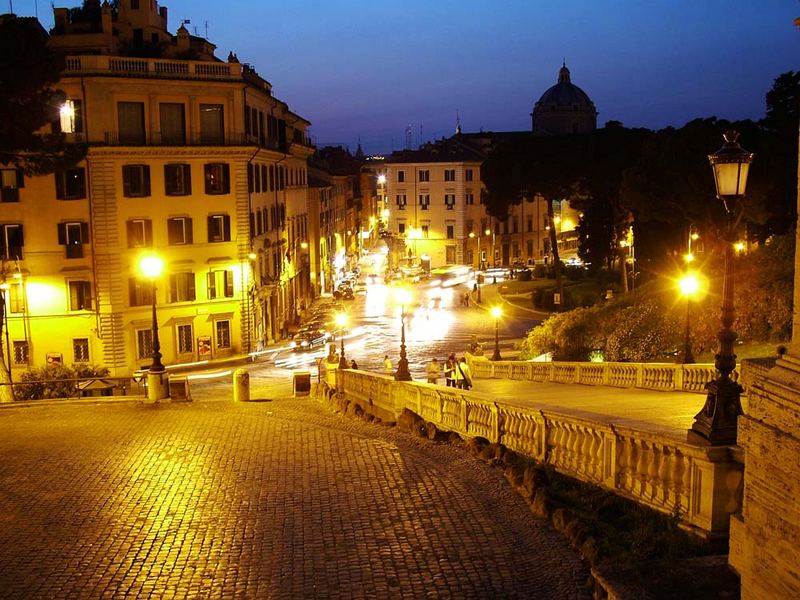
top-left (293, 370), bottom-right (311, 397)
top-left (233, 368), bottom-right (250, 402)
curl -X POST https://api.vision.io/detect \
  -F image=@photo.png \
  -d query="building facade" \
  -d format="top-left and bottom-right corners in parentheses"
top-left (0, 1), bottom-right (313, 376)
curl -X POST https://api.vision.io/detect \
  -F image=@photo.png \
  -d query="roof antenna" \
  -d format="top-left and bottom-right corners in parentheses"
top-left (455, 110), bottom-right (462, 135)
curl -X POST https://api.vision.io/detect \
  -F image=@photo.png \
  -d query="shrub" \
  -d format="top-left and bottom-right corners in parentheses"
top-left (16, 363), bottom-right (110, 401)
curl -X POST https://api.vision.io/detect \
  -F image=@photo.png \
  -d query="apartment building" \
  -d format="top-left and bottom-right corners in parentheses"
top-left (0, 1), bottom-right (312, 376)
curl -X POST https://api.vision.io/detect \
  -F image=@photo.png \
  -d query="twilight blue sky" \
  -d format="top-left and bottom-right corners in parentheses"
top-left (22, 0), bottom-right (800, 154)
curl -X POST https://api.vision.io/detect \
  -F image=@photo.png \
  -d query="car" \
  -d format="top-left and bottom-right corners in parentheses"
top-left (291, 328), bottom-right (329, 352)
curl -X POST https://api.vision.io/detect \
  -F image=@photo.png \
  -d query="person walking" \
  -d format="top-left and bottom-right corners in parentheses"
top-left (350, 359), bottom-right (359, 370)
top-left (457, 357), bottom-right (472, 390)
top-left (444, 354), bottom-right (456, 387)
top-left (426, 357), bottom-right (441, 384)
top-left (383, 354), bottom-right (393, 375)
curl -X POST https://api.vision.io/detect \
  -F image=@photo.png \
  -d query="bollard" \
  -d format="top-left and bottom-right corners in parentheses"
top-left (233, 368), bottom-right (250, 402)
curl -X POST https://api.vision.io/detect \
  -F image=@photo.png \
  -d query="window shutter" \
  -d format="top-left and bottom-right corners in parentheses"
top-left (247, 164), bottom-right (253, 193)
top-left (55, 173), bottom-right (64, 199)
top-left (249, 212), bottom-right (255, 237)
top-left (126, 220), bottom-right (135, 247)
top-left (128, 278), bottom-right (137, 306)
top-left (57, 223), bottom-right (66, 245)
top-left (12, 224), bottom-right (23, 248)
top-left (143, 166), bottom-right (151, 196)
top-left (222, 164), bottom-right (230, 193)
top-left (223, 215), bottom-right (231, 241)
top-left (145, 220), bottom-right (153, 246)
top-left (80, 222), bottom-right (90, 243)
top-left (225, 270), bottom-right (233, 297)
top-left (186, 218), bottom-right (193, 244)
top-left (15, 170), bottom-right (24, 189)
top-left (74, 99), bottom-right (83, 133)
top-left (207, 216), bottom-right (214, 242)
top-left (188, 273), bottom-right (196, 301)
top-left (169, 274), bottom-right (177, 303)
top-left (167, 219), bottom-right (177, 245)
top-left (184, 165), bottom-right (191, 195)
top-left (76, 169), bottom-right (86, 198)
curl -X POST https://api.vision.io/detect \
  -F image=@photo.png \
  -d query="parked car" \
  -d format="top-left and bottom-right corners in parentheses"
top-left (291, 328), bottom-right (329, 352)
top-left (333, 284), bottom-right (354, 300)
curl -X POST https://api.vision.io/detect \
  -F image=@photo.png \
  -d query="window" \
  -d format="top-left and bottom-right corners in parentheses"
top-left (169, 272), bottom-right (196, 303)
top-left (58, 99), bottom-right (83, 134)
top-left (398, 222), bottom-right (406, 235)
top-left (207, 270), bottom-right (234, 299)
top-left (396, 194), bottom-right (407, 209)
top-left (446, 224), bottom-right (455, 239)
top-left (397, 170), bottom-right (405, 183)
top-left (444, 194), bottom-right (455, 210)
top-left (7, 282), bottom-right (24, 313)
top-left (122, 165), bottom-right (151, 197)
top-left (0, 224), bottom-right (23, 260)
top-left (177, 324), bottom-right (193, 354)
top-left (164, 164), bottom-right (191, 196)
top-left (419, 194), bottom-right (430, 210)
top-left (215, 320), bottom-right (231, 349)
top-left (444, 169), bottom-right (455, 181)
top-left (55, 168), bottom-right (86, 200)
top-left (12, 341), bottom-right (28, 366)
top-left (421, 225), bottom-right (429, 238)
top-left (207, 214), bottom-right (231, 243)
top-left (167, 217), bottom-right (193, 245)
top-left (58, 222), bottom-right (89, 258)
top-left (204, 163), bottom-right (230, 194)
top-left (418, 170), bottom-right (429, 182)
top-left (512, 218), bottom-right (519, 234)
top-left (159, 103), bottom-right (186, 144)
top-left (136, 329), bottom-right (153, 361)
top-left (131, 0), bottom-right (140, 8)
top-left (446, 246), bottom-right (456, 264)
top-left (465, 169), bottom-right (473, 182)
top-left (199, 103), bottom-right (224, 144)
top-left (67, 280), bottom-right (92, 311)
top-left (128, 277), bottom-right (154, 307)
top-left (1, 169), bottom-right (23, 202)
top-left (73, 338), bottom-right (89, 363)
top-left (527, 217), bottom-right (533, 233)
top-left (117, 101), bottom-right (145, 145)
top-left (126, 219), bottom-right (152, 248)
top-left (465, 193), bottom-right (474, 206)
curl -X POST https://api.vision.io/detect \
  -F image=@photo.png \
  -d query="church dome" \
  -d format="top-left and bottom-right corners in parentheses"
top-left (532, 64), bottom-right (597, 135)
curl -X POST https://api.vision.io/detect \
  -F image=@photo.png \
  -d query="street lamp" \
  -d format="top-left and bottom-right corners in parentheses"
top-left (140, 254), bottom-right (169, 402)
top-left (394, 287), bottom-right (412, 381)
top-left (689, 130), bottom-right (753, 446)
top-left (491, 306), bottom-right (502, 361)
top-left (677, 272), bottom-right (701, 364)
top-left (336, 312), bottom-right (348, 369)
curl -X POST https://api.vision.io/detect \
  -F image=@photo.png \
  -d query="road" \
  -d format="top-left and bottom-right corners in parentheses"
top-left (267, 278), bottom-right (542, 380)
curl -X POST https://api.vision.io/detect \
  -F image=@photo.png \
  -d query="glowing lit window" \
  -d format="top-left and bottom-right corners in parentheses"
top-left (204, 163), bottom-right (230, 195)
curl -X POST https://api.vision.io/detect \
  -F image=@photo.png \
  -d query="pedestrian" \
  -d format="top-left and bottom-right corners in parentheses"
top-left (350, 359), bottom-right (359, 370)
top-left (444, 354), bottom-right (456, 387)
top-left (457, 357), bottom-right (472, 390)
top-left (464, 292), bottom-right (470, 307)
top-left (383, 354), bottom-right (393, 375)
top-left (426, 357), bottom-right (441, 384)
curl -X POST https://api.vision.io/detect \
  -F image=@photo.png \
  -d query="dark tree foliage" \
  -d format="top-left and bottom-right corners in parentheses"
top-left (0, 15), bottom-right (86, 174)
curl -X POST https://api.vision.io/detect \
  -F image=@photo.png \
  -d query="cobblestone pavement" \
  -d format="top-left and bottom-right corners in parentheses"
top-left (0, 394), bottom-right (589, 599)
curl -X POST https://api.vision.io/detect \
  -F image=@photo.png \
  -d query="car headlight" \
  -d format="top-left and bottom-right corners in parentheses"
top-left (289, 341), bottom-right (297, 348)
top-left (300, 341), bottom-right (309, 347)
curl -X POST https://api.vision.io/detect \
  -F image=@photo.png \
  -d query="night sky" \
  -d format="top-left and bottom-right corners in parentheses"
top-left (24, 0), bottom-right (800, 153)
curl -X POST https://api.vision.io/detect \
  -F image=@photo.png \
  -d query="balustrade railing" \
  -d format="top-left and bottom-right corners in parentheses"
top-left (63, 55), bottom-right (242, 80)
top-left (469, 357), bottom-right (725, 394)
top-left (335, 369), bottom-right (743, 537)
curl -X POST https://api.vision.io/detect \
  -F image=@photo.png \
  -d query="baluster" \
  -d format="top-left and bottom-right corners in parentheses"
top-left (680, 454), bottom-right (692, 515)
top-left (617, 437), bottom-right (631, 491)
top-left (658, 446), bottom-right (673, 505)
top-left (634, 440), bottom-right (649, 497)
top-left (647, 443), bottom-right (661, 500)
top-left (588, 432), bottom-right (600, 481)
top-left (579, 427), bottom-right (593, 475)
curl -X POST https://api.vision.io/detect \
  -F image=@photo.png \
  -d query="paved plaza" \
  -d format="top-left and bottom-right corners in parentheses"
top-left (0, 391), bottom-right (589, 599)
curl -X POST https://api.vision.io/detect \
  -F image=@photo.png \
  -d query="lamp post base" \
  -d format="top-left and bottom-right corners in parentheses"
top-left (687, 377), bottom-right (743, 445)
top-left (145, 369), bottom-right (170, 404)
top-left (395, 357), bottom-right (412, 381)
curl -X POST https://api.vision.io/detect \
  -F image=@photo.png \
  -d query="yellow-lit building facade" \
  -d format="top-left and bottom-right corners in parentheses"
top-left (0, 1), bottom-right (312, 376)
top-left (383, 139), bottom-right (580, 270)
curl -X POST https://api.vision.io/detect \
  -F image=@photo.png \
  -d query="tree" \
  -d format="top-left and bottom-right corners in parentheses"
top-left (0, 14), bottom-right (86, 174)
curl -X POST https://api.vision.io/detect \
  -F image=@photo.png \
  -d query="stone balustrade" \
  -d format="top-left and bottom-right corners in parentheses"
top-left (469, 357), bottom-right (726, 394)
top-left (64, 55), bottom-right (242, 80)
top-left (335, 369), bottom-right (743, 538)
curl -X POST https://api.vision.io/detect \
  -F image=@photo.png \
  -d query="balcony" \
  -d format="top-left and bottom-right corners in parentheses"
top-left (64, 55), bottom-right (244, 82)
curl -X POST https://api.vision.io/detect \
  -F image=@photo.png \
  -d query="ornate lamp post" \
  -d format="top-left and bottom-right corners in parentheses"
top-left (688, 130), bottom-right (753, 445)
top-left (394, 287), bottom-right (412, 381)
top-left (140, 255), bottom-right (168, 402)
top-left (336, 312), bottom-right (349, 369)
top-left (491, 306), bottom-right (502, 361)
top-left (676, 272), bottom-right (700, 364)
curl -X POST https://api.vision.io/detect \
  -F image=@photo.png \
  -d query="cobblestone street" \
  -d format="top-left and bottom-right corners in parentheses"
top-left (0, 395), bottom-right (588, 599)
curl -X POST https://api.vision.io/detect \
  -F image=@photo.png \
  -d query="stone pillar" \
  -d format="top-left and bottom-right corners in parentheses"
top-left (728, 117), bottom-right (800, 598)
